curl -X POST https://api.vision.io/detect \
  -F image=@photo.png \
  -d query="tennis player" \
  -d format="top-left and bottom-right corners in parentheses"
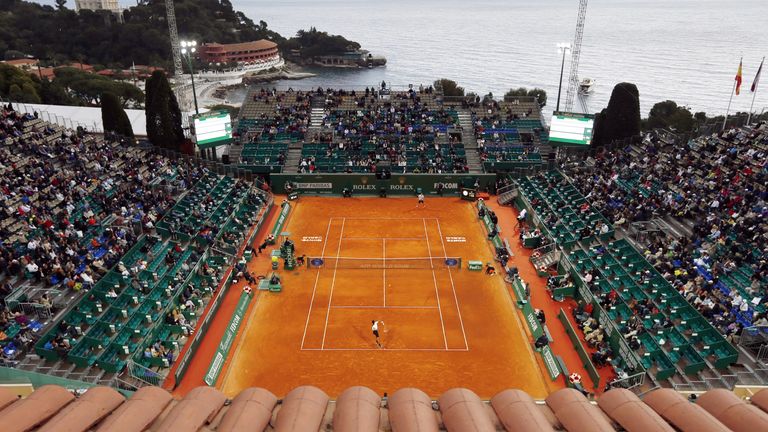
top-left (371, 320), bottom-right (382, 348)
top-left (417, 192), bottom-right (425, 207)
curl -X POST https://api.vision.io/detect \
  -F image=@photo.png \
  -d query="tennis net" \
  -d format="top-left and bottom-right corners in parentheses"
top-left (307, 256), bottom-right (462, 270)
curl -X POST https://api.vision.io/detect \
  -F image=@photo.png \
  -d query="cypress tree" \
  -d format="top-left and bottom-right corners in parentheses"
top-left (145, 70), bottom-right (184, 151)
top-left (592, 82), bottom-right (640, 147)
top-left (101, 92), bottom-right (134, 138)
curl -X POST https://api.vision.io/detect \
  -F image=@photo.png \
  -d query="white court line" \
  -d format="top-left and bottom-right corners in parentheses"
top-left (342, 237), bottom-right (426, 240)
top-left (436, 218), bottom-right (470, 350)
top-left (382, 238), bottom-right (386, 307)
top-left (301, 347), bottom-right (469, 352)
top-left (319, 256), bottom-right (445, 260)
top-left (321, 217), bottom-right (346, 349)
top-left (335, 217), bottom-right (439, 220)
top-left (300, 218), bottom-right (333, 349)
top-left (423, 218), bottom-right (448, 350)
top-left (331, 305), bottom-right (438, 309)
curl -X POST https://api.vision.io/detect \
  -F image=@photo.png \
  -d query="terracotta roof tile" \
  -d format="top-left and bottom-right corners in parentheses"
top-left (389, 388), bottom-right (439, 432)
top-left (643, 388), bottom-right (730, 432)
top-left (203, 40), bottom-right (278, 52)
top-left (696, 388), bottom-right (768, 432)
top-left (0, 384), bottom-right (766, 431)
top-left (333, 386), bottom-right (380, 432)
top-left (217, 387), bottom-right (277, 432)
top-left (0, 385), bottom-right (75, 432)
top-left (597, 388), bottom-right (674, 432)
top-left (94, 386), bottom-right (173, 432)
top-left (154, 386), bottom-right (227, 431)
top-left (438, 388), bottom-right (495, 431)
top-left (0, 388), bottom-right (18, 411)
top-left (491, 389), bottom-right (554, 432)
top-left (274, 385), bottom-right (329, 432)
top-left (37, 386), bottom-right (124, 432)
top-left (751, 388), bottom-right (768, 412)
top-left (546, 388), bottom-right (616, 432)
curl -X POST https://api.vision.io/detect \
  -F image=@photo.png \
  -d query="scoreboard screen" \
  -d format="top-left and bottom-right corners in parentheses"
top-left (549, 112), bottom-right (595, 146)
top-left (193, 111), bottom-right (233, 147)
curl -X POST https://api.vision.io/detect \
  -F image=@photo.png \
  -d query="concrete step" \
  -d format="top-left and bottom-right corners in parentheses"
top-left (663, 215), bottom-right (693, 238)
top-left (651, 217), bottom-right (684, 240)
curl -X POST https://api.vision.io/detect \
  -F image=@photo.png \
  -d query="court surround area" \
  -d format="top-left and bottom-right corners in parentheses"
top-left (219, 197), bottom-right (552, 398)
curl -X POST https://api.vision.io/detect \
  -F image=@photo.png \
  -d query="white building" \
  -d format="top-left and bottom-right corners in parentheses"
top-left (75, 0), bottom-right (122, 17)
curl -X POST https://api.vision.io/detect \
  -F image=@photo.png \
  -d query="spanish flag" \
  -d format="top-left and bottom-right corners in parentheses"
top-left (735, 59), bottom-right (743, 95)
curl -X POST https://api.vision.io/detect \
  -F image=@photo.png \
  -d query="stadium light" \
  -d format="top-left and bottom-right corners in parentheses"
top-left (180, 40), bottom-right (199, 115)
top-left (556, 43), bottom-right (571, 112)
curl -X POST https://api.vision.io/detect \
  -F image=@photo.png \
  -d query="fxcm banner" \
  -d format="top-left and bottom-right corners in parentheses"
top-left (204, 291), bottom-right (253, 386)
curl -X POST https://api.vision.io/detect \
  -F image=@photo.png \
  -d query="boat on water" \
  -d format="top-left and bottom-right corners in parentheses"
top-left (579, 78), bottom-right (595, 94)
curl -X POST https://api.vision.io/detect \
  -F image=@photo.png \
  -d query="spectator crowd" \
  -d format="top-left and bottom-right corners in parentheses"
top-left (0, 104), bottom-right (207, 362)
top-left (563, 122), bottom-right (767, 339)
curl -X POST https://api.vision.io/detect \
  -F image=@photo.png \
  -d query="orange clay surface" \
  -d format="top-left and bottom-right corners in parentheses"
top-left (216, 196), bottom-right (560, 399)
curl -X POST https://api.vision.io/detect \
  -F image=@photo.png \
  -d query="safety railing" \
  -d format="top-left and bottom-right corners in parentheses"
top-left (609, 371), bottom-right (646, 390)
top-left (127, 359), bottom-right (167, 387)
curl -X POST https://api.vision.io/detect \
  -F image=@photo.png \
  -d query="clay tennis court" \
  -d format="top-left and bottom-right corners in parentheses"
top-left (217, 197), bottom-right (554, 398)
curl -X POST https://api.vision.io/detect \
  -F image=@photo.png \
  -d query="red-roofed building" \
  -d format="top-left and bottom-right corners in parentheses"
top-left (198, 40), bottom-right (280, 64)
top-left (37, 67), bottom-right (57, 81)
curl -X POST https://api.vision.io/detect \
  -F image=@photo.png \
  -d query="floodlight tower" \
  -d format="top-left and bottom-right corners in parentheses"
top-left (564, 0), bottom-right (588, 112)
top-left (165, 0), bottom-right (191, 131)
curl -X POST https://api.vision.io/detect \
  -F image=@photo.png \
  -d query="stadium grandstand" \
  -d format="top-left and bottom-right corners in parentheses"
top-left (229, 86), bottom-right (548, 176)
top-left (1, 86), bottom-right (767, 431)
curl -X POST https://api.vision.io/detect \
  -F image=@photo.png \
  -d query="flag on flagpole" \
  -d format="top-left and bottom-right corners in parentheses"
top-left (735, 59), bottom-right (743, 95)
top-left (751, 58), bottom-right (763, 93)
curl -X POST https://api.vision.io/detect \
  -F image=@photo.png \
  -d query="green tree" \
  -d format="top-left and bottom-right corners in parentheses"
top-left (527, 88), bottom-right (547, 108)
top-left (644, 100), bottom-right (694, 132)
top-left (53, 67), bottom-right (143, 106)
top-left (145, 70), bottom-right (183, 151)
top-left (3, 51), bottom-right (26, 61)
top-left (101, 92), bottom-right (134, 137)
top-left (434, 79), bottom-right (464, 97)
top-left (504, 87), bottom-right (528, 100)
top-left (0, 63), bottom-right (42, 103)
top-left (592, 82), bottom-right (641, 147)
top-left (284, 27), bottom-right (361, 58)
top-left (39, 80), bottom-right (72, 105)
top-left (21, 83), bottom-right (42, 103)
top-left (591, 110), bottom-right (607, 148)
top-left (55, 0), bottom-right (67, 10)
top-left (8, 84), bottom-right (24, 102)
top-left (504, 87), bottom-right (547, 107)
top-left (0, 0), bottom-right (287, 71)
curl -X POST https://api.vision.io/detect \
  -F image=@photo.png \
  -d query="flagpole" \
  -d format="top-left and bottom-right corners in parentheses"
top-left (723, 79), bottom-right (737, 131)
top-left (723, 56), bottom-right (742, 132)
top-left (747, 56), bottom-right (764, 125)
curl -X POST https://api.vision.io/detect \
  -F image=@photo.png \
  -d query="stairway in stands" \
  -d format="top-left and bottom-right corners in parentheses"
top-left (226, 143), bottom-right (243, 165)
top-left (283, 143), bottom-right (303, 173)
top-left (284, 97), bottom-right (326, 172)
top-left (457, 110), bottom-right (484, 173)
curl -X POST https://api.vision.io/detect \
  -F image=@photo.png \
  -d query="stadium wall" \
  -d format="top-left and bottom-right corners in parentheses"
top-left (0, 366), bottom-right (133, 397)
top-left (271, 173), bottom-right (496, 195)
top-left (172, 200), bottom-right (273, 386)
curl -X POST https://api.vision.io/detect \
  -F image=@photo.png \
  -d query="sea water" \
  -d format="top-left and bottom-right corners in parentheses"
top-left (235, 0), bottom-right (768, 117)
